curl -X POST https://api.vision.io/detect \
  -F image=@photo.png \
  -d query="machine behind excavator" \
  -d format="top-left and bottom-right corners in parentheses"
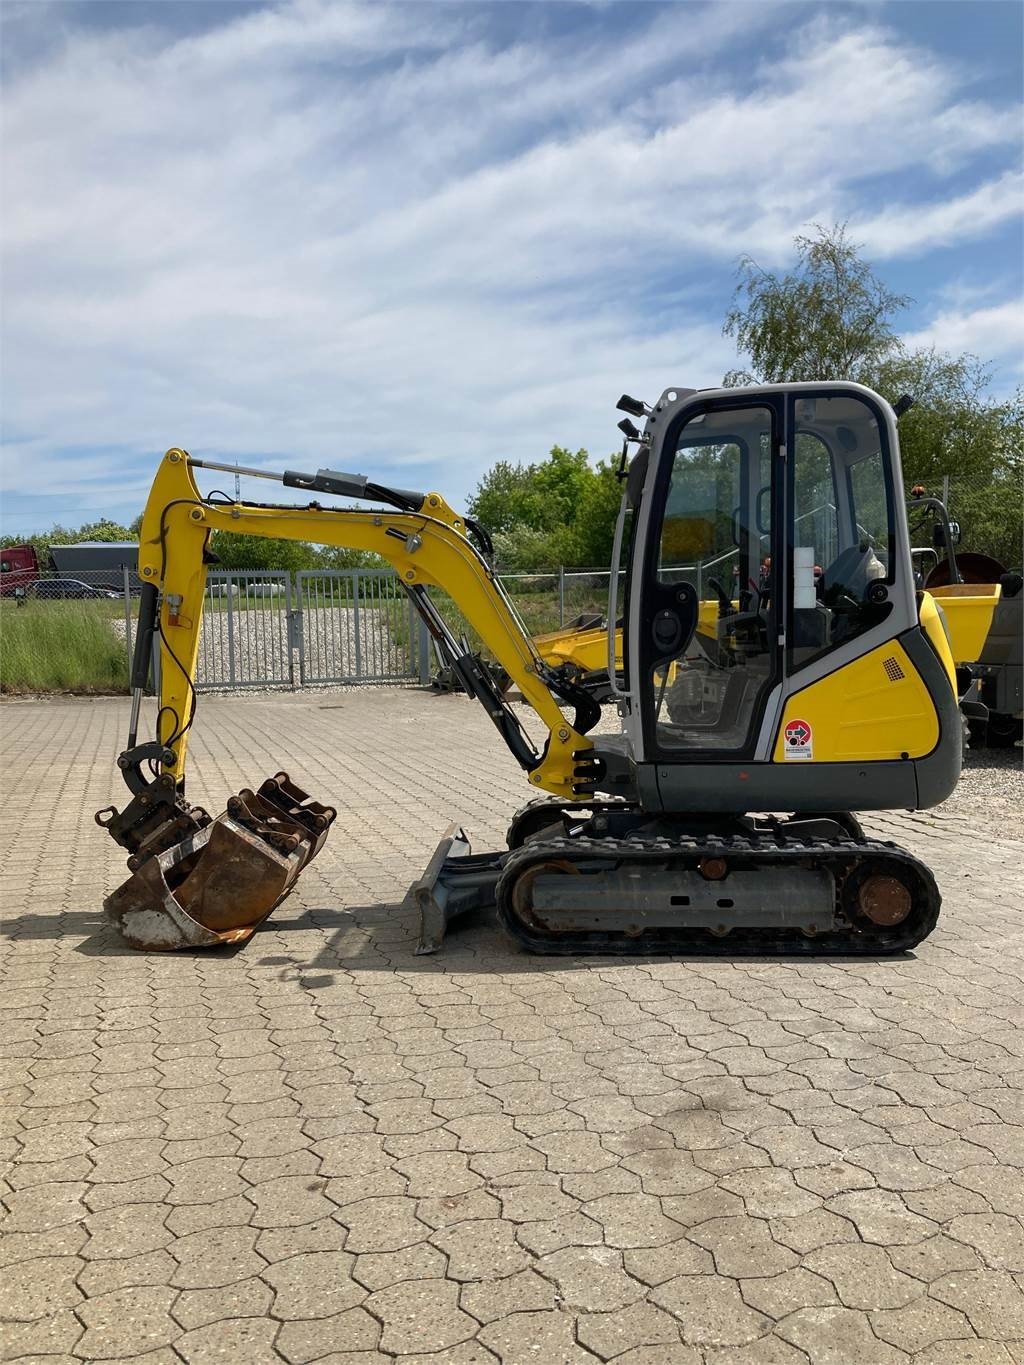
top-left (97, 381), bottom-right (962, 955)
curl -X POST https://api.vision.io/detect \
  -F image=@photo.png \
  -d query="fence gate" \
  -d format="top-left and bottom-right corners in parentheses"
top-left (197, 571), bottom-right (295, 690)
top-left (295, 570), bottom-right (421, 685)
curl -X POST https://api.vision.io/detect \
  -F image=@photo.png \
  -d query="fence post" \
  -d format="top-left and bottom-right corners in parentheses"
top-left (284, 572), bottom-right (295, 688)
top-left (123, 566), bottom-right (134, 686)
top-left (558, 566), bottom-right (565, 627)
top-left (292, 573), bottom-right (305, 687)
top-left (352, 572), bottom-right (363, 679)
top-left (226, 578), bottom-right (236, 686)
top-left (407, 592), bottom-right (417, 679)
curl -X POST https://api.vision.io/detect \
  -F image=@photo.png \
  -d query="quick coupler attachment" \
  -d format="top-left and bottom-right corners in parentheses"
top-left (410, 824), bottom-right (504, 953)
top-left (100, 773), bottom-right (336, 951)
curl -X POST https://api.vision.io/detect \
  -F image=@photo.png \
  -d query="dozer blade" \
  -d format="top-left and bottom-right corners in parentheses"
top-left (411, 824), bottom-right (504, 954)
top-left (102, 773), bottom-right (336, 951)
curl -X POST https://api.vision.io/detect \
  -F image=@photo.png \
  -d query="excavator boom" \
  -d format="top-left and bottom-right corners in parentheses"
top-left (97, 448), bottom-right (598, 950)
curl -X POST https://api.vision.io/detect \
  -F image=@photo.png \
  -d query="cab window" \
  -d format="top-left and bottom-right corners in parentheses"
top-left (651, 405), bottom-right (776, 753)
top-left (789, 394), bottom-right (894, 672)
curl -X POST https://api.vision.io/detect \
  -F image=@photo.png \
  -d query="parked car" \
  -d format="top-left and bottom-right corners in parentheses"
top-left (27, 578), bottom-right (121, 600)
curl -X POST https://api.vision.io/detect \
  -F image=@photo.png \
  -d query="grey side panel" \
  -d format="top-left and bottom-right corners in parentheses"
top-left (650, 758), bottom-right (918, 813)
top-left (978, 594), bottom-right (1023, 668)
top-left (902, 626), bottom-right (962, 809)
top-left (977, 592), bottom-right (1023, 712)
top-left (636, 764), bottom-right (665, 812)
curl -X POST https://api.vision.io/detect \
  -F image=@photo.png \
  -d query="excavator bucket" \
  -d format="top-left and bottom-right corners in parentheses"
top-left (102, 773), bottom-right (336, 951)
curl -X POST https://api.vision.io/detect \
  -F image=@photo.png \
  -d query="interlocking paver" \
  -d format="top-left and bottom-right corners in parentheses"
top-left (689, 1214), bottom-right (799, 1277)
top-left (537, 1244), bottom-right (643, 1310)
top-left (2, 690), bottom-right (1022, 1361)
top-left (777, 1304), bottom-right (911, 1363)
top-left (870, 1295), bottom-right (975, 1352)
top-left (168, 1224), bottom-right (266, 1287)
top-left (479, 1308), bottom-right (600, 1362)
top-left (276, 1307), bottom-right (381, 1362)
top-left (575, 1299), bottom-right (682, 1356)
top-left (650, 1273), bottom-right (772, 1345)
top-left (366, 1277), bottom-right (478, 1353)
top-left (931, 1267), bottom-right (1024, 1337)
top-left (0, 1253), bottom-right (83, 1320)
top-left (171, 1275), bottom-right (274, 1329)
top-left (459, 1266), bottom-right (557, 1323)
top-left (78, 1247), bottom-right (178, 1295)
top-left (432, 1217), bottom-right (531, 1280)
top-left (803, 1241), bottom-right (921, 1309)
top-left (175, 1316), bottom-right (282, 1362)
top-left (75, 1285), bottom-right (180, 1359)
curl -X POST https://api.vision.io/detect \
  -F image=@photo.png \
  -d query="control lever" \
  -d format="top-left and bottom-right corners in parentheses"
top-left (707, 575), bottom-right (735, 617)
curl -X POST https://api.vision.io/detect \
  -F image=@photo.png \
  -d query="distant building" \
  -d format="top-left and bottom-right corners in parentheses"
top-left (49, 541), bottom-right (139, 591)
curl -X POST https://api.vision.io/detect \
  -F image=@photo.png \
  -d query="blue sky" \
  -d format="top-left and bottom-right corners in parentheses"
top-left (1, 0), bottom-right (1021, 535)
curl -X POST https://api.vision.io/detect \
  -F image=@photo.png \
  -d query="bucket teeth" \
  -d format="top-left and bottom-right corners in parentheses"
top-left (102, 774), bottom-right (336, 951)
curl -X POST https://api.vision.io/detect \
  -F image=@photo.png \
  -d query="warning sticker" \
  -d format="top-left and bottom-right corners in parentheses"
top-left (783, 718), bottom-right (813, 761)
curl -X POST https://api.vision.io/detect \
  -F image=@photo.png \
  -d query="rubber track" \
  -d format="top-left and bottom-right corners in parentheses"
top-left (495, 830), bottom-right (941, 957)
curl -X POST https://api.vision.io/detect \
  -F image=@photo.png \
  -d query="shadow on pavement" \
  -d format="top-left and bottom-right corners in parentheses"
top-left (2, 896), bottom-right (917, 976)
top-left (250, 894), bottom-right (917, 986)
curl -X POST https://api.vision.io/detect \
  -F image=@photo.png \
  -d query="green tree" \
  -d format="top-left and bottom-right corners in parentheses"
top-left (314, 545), bottom-right (387, 571)
top-left (467, 461), bottom-right (538, 537)
top-left (572, 456), bottom-right (625, 568)
top-left (467, 445), bottom-right (621, 571)
top-left (723, 224), bottom-right (1023, 566)
top-left (723, 224), bottom-right (909, 385)
top-left (209, 531), bottom-right (319, 573)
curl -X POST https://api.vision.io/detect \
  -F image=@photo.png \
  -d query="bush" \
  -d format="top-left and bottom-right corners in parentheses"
top-left (0, 600), bottom-right (128, 693)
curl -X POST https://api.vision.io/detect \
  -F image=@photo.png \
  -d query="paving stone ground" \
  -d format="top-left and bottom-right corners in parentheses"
top-left (2, 688), bottom-right (1023, 1365)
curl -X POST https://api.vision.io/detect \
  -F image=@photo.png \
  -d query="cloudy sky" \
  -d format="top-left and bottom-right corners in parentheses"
top-left (1, 0), bottom-right (1021, 535)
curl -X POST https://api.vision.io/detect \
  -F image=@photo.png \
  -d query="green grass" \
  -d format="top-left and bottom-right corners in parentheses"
top-left (0, 601), bottom-right (129, 694)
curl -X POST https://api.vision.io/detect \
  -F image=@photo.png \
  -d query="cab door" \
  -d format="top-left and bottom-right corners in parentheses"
top-left (630, 395), bottom-right (783, 763)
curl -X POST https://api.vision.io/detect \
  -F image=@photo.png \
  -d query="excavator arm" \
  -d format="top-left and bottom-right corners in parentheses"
top-left (97, 448), bottom-right (599, 952)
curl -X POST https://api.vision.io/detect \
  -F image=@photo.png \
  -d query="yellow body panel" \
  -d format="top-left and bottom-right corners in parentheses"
top-left (918, 592), bottom-right (958, 694)
top-left (928, 584), bottom-right (1000, 664)
top-left (533, 600), bottom-right (720, 674)
top-left (139, 451), bottom-right (591, 797)
top-left (773, 639), bottom-right (940, 763)
top-left (533, 624), bottom-right (620, 672)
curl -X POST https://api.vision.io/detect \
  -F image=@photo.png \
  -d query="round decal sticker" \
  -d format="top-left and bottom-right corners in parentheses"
top-left (783, 718), bottom-right (813, 760)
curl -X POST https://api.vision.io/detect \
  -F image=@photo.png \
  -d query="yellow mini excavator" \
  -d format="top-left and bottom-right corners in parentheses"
top-left (97, 381), bottom-right (962, 955)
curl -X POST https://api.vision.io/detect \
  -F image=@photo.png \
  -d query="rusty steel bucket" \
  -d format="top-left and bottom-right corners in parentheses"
top-left (102, 773), bottom-right (336, 951)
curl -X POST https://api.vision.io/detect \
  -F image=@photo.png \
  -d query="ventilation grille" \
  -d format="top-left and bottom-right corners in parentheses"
top-left (883, 655), bottom-right (906, 682)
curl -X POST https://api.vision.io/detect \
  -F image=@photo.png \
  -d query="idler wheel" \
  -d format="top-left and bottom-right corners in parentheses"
top-left (858, 874), bottom-right (912, 926)
top-left (511, 859), bottom-right (580, 927)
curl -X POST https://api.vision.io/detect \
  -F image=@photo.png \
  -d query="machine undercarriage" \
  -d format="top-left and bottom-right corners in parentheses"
top-left (414, 799), bottom-right (939, 956)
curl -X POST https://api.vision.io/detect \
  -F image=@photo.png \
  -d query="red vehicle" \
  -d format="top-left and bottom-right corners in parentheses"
top-left (0, 544), bottom-right (40, 597)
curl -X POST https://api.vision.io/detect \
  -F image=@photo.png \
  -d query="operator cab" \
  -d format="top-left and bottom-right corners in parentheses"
top-left (612, 383), bottom-right (917, 775)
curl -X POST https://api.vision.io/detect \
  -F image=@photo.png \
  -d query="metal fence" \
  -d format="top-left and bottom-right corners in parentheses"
top-left (197, 572), bottom-right (294, 689)
top-left (2, 563), bottom-right (622, 693)
top-left (295, 570), bottom-right (420, 685)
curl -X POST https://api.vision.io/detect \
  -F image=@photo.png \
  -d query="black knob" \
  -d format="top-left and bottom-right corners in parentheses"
top-left (652, 610), bottom-right (683, 652)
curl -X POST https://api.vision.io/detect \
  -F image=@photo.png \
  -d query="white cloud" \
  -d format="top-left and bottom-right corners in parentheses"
top-left (903, 300), bottom-right (1024, 377)
top-left (854, 172), bottom-right (1024, 259)
top-left (1, 1), bottom-right (1021, 530)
